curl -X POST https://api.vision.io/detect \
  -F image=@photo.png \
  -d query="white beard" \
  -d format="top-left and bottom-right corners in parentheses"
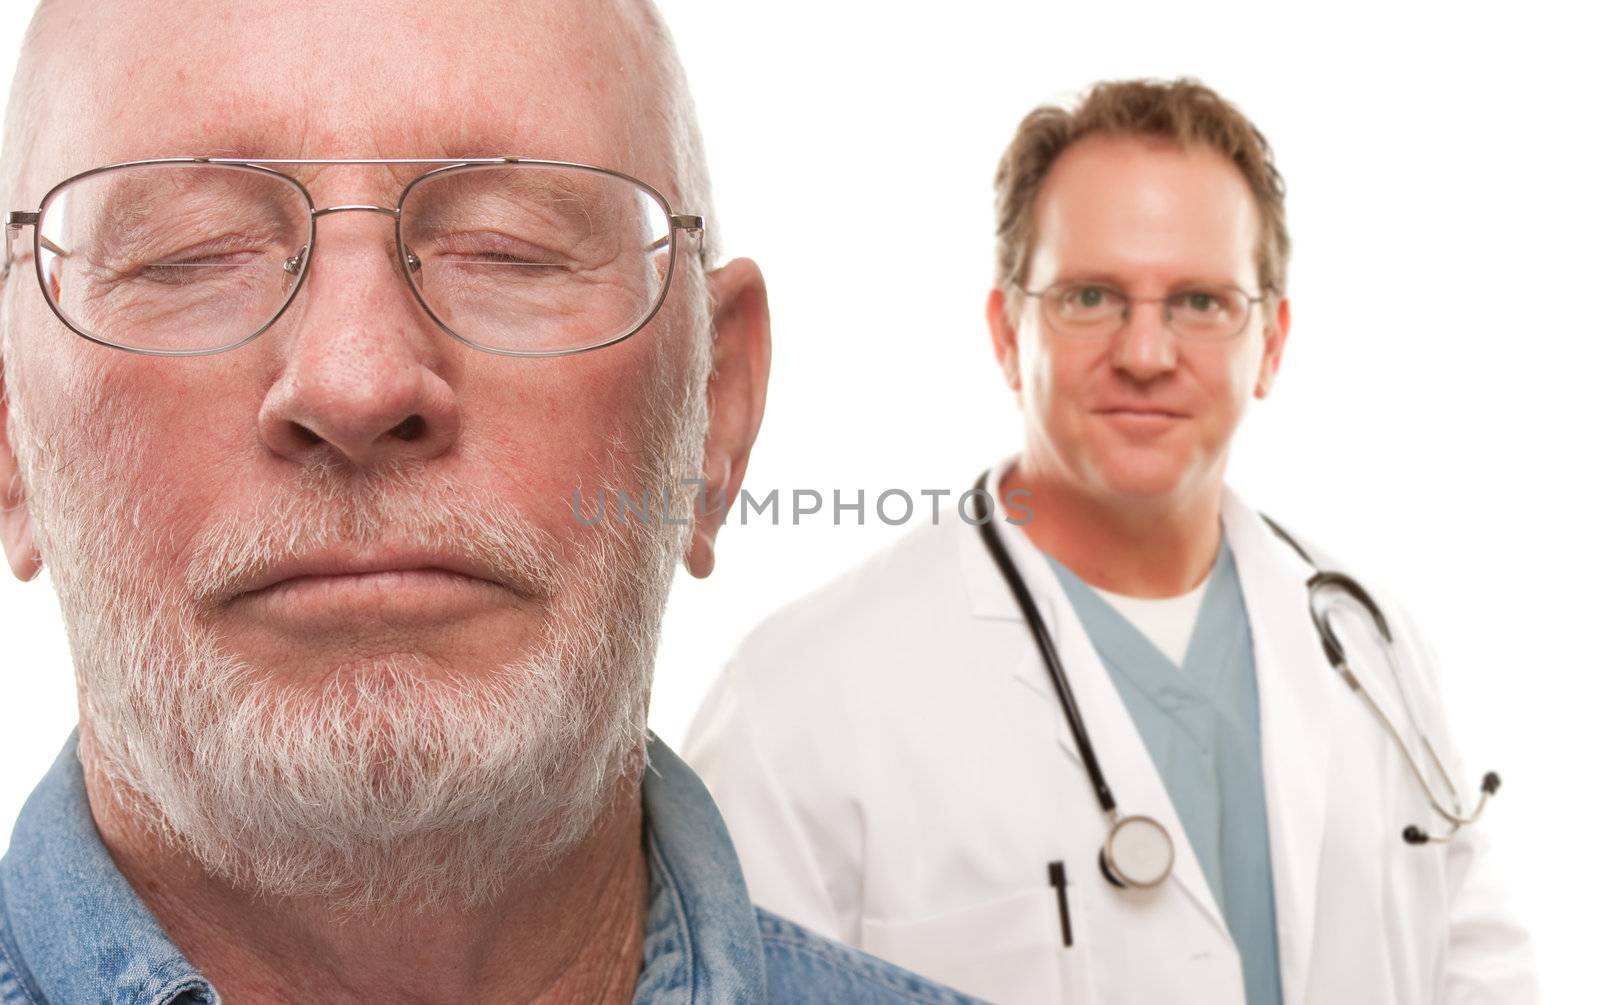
top-left (6, 325), bottom-right (708, 914)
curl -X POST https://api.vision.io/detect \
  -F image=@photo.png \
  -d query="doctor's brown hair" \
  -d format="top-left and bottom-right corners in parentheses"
top-left (993, 78), bottom-right (1291, 310)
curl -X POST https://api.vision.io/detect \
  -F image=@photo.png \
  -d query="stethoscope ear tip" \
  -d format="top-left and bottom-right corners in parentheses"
top-left (1402, 825), bottom-right (1429, 845)
top-left (1482, 771), bottom-right (1502, 795)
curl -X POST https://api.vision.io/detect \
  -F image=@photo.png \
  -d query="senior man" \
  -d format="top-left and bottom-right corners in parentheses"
top-left (685, 79), bottom-right (1538, 1004)
top-left (0, 1), bottom-right (981, 1002)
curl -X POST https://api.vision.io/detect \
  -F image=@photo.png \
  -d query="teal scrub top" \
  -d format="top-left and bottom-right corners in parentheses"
top-left (1047, 539), bottom-right (1284, 1005)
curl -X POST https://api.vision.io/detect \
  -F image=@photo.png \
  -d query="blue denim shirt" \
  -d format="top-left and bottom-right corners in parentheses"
top-left (0, 731), bottom-right (980, 1004)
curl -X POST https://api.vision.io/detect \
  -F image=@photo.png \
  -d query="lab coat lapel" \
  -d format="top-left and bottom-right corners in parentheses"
top-left (959, 459), bottom-right (1232, 941)
top-left (1222, 490), bottom-right (1335, 1005)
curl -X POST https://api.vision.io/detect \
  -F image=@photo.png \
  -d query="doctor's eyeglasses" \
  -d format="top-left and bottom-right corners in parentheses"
top-left (3, 158), bottom-right (705, 357)
top-left (1019, 280), bottom-right (1269, 341)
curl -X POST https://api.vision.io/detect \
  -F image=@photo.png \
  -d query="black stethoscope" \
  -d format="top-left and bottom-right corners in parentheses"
top-left (971, 469), bottom-right (1501, 892)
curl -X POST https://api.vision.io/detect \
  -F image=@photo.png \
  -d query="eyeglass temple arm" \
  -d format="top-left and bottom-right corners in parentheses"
top-left (4, 211), bottom-right (72, 278)
top-left (645, 213), bottom-right (706, 259)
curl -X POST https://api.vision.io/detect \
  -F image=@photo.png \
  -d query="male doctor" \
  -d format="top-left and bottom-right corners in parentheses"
top-left (683, 79), bottom-right (1538, 1004)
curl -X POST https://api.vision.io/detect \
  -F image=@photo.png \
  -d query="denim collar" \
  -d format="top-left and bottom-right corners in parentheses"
top-left (0, 733), bottom-right (217, 1005)
top-left (634, 736), bottom-right (768, 1003)
top-left (1, 731), bottom-right (768, 1004)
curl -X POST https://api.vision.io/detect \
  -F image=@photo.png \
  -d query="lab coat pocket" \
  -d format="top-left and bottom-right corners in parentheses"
top-left (860, 885), bottom-right (1094, 1004)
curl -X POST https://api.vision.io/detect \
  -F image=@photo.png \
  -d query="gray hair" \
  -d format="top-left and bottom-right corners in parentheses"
top-left (634, 1), bottom-right (719, 266)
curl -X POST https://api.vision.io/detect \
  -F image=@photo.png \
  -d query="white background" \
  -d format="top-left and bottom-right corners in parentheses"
top-left (2, 0), bottom-right (1594, 997)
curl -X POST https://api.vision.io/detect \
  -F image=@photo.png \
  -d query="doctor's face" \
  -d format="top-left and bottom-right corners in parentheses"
top-left (991, 134), bottom-right (1289, 509)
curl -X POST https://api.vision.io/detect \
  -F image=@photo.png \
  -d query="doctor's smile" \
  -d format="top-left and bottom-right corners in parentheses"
top-left (1093, 403), bottom-right (1190, 431)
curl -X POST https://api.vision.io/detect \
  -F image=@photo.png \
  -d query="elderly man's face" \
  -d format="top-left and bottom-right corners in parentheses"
top-left (21, 0), bottom-right (692, 670)
top-left (0, 0), bottom-right (762, 907)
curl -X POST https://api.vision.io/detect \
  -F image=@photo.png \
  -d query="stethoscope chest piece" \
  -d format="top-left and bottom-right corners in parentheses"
top-left (1100, 813), bottom-right (1176, 889)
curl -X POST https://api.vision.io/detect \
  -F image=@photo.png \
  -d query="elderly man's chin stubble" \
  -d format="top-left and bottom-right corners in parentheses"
top-left (10, 366), bottom-right (703, 914)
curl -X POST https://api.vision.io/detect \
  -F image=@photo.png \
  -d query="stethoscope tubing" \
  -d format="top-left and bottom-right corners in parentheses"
top-left (1256, 516), bottom-right (1500, 843)
top-left (1338, 655), bottom-right (1495, 838)
top-left (970, 474), bottom-right (1118, 815)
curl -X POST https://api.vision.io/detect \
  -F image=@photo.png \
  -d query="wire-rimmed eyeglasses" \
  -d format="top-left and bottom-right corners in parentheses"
top-left (1017, 280), bottom-right (1270, 341)
top-left (2, 157), bottom-right (706, 358)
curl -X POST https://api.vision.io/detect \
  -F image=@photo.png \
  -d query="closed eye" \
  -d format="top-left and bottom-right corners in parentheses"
top-left (133, 249), bottom-right (267, 285)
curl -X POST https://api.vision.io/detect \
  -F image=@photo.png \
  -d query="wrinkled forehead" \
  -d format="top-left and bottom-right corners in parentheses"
top-left (25, 0), bottom-right (666, 201)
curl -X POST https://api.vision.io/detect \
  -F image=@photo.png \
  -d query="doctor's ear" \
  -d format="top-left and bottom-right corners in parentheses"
top-left (987, 288), bottom-right (1022, 392)
top-left (0, 363), bottom-right (43, 582)
top-left (685, 257), bottom-right (771, 579)
top-left (1254, 296), bottom-right (1291, 400)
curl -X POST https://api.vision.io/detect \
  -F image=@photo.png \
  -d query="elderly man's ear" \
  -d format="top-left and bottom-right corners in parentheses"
top-left (0, 365), bottom-right (42, 582)
top-left (684, 257), bottom-right (770, 579)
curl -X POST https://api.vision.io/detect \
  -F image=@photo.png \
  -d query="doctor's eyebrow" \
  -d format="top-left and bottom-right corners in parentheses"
top-left (1036, 272), bottom-right (1253, 291)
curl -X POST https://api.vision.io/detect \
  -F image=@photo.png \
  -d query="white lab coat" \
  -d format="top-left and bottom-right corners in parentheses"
top-left (683, 463), bottom-right (1538, 1004)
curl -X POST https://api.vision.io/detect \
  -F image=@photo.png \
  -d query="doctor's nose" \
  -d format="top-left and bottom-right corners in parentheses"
top-left (257, 215), bottom-right (463, 468)
top-left (1109, 300), bottom-right (1179, 384)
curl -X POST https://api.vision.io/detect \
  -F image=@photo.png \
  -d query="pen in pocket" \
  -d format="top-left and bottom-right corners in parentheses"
top-left (1047, 860), bottom-right (1073, 947)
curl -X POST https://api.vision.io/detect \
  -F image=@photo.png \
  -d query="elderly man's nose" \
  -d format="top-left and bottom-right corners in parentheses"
top-left (1110, 300), bottom-right (1178, 383)
top-left (257, 227), bottom-right (461, 467)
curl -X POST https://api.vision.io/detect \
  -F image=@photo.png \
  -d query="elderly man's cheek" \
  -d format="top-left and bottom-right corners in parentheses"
top-left (495, 366), bottom-right (682, 498)
top-left (31, 379), bottom-right (228, 560)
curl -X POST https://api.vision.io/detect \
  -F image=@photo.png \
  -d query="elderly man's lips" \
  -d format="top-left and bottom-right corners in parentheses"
top-left (233, 568), bottom-right (515, 624)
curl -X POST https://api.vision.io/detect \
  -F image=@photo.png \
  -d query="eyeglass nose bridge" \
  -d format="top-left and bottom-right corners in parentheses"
top-left (283, 204), bottom-right (421, 278)
top-left (311, 204), bottom-right (399, 220)
top-left (1112, 294), bottom-right (1179, 336)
